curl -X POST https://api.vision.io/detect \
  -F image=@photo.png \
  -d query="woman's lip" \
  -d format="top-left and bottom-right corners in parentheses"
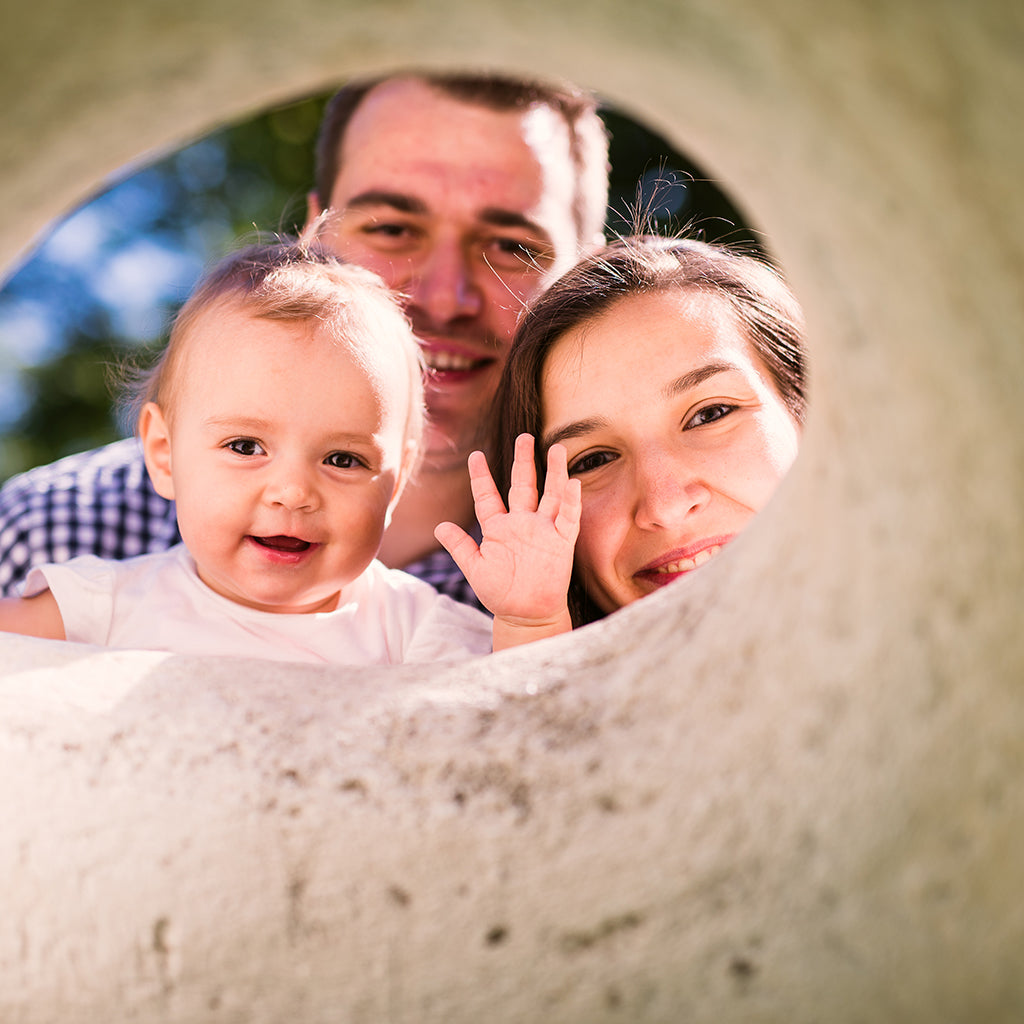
top-left (634, 535), bottom-right (736, 578)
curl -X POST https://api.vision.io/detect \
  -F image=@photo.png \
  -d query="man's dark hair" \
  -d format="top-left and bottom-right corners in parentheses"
top-left (314, 69), bottom-right (610, 247)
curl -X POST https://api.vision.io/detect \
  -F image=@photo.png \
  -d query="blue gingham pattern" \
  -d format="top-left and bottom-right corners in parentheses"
top-left (0, 440), bottom-right (180, 596)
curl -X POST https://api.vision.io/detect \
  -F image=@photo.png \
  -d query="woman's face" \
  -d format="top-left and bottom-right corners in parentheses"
top-left (540, 288), bottom-right (801, 615)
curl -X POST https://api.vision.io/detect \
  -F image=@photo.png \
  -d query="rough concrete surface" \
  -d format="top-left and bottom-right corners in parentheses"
top-left (1, 0), bottom-right (1022, 1020)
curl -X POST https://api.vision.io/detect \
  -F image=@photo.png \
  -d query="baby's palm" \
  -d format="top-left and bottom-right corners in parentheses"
top-left (435, 435), bottom-right (580, 623)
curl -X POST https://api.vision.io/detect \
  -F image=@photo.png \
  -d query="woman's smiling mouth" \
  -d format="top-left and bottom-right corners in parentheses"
top-left (635, 536), bottom-right (735, 585)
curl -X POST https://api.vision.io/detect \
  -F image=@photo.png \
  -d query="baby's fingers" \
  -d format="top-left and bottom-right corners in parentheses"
top-left (434, 521), bottom-right (481, 576)
top-left (466, 450), bottom-right (508, 524)
top-left (507, 433), bottom-right (539, 513)
top-left (537, 442), bottom-right (571, 518)
top-left (554, 477), bottom-right (583, 542)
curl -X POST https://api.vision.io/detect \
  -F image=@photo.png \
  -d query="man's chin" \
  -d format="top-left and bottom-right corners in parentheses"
top-left (422, 393), bottom-right (494, 456)
top-left (419, 420), bottom-right (490, 472)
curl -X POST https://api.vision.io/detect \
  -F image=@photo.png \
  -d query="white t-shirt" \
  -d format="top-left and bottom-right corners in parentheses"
top-left (23, 544), bottom-right (492, 665)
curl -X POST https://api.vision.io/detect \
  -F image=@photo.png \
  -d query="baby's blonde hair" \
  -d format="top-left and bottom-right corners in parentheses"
top-left (124, 240), bottom-right (425, 456)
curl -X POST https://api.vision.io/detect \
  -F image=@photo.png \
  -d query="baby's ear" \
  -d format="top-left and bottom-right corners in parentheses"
top-left (399, 437), bottom-right (421, 493)
top-left (138, 402), bottom-right (175, 500)
top-left (384, 438), bottom-right (420, 527)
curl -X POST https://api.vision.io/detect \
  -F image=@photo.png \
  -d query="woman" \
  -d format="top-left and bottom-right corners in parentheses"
top-left (491, 236), bottom-right (807, 626)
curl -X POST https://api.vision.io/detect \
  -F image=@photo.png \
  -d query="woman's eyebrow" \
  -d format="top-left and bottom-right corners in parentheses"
top-left (663, 361), bottom-right (739, 398)
top-left (542, 416), bottom-right (608, 452)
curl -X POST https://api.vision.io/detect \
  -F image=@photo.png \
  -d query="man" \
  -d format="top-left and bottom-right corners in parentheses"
top-left (0, 70), bottom-right (610, 604)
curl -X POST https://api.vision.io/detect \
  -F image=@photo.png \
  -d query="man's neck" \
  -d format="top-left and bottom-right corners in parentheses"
top-left (377, 458), bottom-right (475, 570)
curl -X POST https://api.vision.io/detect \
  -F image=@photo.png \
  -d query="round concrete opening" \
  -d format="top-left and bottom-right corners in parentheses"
top-left (1, 3), bottom-right (1021, 1020)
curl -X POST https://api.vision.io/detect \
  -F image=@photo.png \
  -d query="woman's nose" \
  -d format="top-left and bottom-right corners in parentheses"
top-left (632, 449), bottom-right (710, 530)
top-left (405, 241), bottom-right (483, 327)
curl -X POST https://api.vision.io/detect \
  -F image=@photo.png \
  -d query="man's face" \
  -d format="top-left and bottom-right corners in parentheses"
top-left (310, 78), bottom-right (582, 468)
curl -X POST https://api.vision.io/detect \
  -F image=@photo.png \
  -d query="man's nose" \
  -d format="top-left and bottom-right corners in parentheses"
top-left (632, 448), bottom-right (710, 530)
top-left (405, 242), bottom-right (483, 326)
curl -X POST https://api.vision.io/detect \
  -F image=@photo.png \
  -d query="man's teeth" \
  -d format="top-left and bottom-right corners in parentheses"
top-left (653, 545), bottom-right (722, 574)
top-left (426, 350), bottom-right (480, 372)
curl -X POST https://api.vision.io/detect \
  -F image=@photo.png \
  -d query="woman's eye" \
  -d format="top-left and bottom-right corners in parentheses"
top-left (568, 450), bottom-right (616, 475)
top-left (685, 403), bottom-right (737, 429)
top-left (226, 438), bottom-right (264, 457)
top-left (324, 451), bottom-right (365, 470)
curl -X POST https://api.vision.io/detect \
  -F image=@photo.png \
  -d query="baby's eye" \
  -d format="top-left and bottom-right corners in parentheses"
top-left (685, 403), bottom-right (737, 429)
top-left (324, 451), bottom-right (366, 470)
top-left (226, 438), bottom-right (264, 457)
top-left (567, 449), bottom-right (617, 475)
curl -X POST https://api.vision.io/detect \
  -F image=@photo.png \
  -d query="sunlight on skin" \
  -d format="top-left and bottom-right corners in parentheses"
top-left (435, 434), bottom-right (580, 649)
top-left (542, 289), bottom-right (800, 616)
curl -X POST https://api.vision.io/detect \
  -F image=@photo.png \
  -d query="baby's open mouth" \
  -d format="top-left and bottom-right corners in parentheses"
top-left (251, 535), bottom-right (312, 553)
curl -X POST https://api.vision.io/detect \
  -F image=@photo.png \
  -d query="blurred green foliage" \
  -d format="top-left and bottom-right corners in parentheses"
top-left (0, 91), bottom-right (760, 485)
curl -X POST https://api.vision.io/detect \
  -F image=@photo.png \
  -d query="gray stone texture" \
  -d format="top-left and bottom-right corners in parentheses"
top-left (1, 0), bottom-right (1022, 1020)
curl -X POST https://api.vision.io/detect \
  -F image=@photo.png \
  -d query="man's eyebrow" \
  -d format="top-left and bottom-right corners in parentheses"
top-left (663, 361), bottom-right (740, 397)
top-left (542, 417), bottom-right (608, 452)
top-left (343, 190), bottom-right (428, 215)
top-left (342, 192), bottom-right (548, 237)
top-left (478, 207), bottom-right (549, 237)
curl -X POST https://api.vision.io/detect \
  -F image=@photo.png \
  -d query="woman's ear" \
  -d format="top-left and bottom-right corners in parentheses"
top-left (138, 402), bottom-right (175, 500)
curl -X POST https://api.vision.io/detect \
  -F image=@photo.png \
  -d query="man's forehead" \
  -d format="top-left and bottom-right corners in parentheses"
top-left (332, 78), bottom-right (578, 241)
top-left (342, 82), bottom-right (569, 181)
top-left (346, 77), bottom-right (561, 145)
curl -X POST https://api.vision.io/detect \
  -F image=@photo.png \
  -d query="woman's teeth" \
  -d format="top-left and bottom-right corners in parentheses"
top-left (653, 545), bottom-right (722, 574)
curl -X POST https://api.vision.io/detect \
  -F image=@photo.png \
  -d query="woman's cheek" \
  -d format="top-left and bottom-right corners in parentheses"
top-left (732, 423), bottom-right (800, 511)
top-left (574, 489), bottom-right (620, 590)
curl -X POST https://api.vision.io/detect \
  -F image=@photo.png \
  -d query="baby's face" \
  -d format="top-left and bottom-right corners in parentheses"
top-left (149, 301), bottom-right (414, 614)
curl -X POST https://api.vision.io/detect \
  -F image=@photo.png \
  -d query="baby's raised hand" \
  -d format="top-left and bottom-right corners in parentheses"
top-left (434, 433), bottom-right (581, 649)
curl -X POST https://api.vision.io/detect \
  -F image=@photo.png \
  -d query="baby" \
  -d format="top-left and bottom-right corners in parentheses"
top-left (0, 242), bottom-right (579, 662)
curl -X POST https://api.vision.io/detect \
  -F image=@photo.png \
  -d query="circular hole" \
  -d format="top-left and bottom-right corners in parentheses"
top-left (0, 88), bottom-right (761, 483)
